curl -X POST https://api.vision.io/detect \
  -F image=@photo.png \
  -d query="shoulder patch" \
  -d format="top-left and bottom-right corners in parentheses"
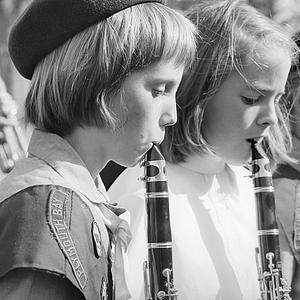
top-left (47, 188), bottom-right (87, 289)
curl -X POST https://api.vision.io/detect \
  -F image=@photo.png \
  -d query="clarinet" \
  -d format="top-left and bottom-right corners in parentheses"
top-left (141, 145), bottom-right (178, 300)
top-left (250, 140), bottom-right (291, 300)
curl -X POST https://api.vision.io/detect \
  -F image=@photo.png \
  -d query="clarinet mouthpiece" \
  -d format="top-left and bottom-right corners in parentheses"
top-left (146, 144), bottom-right (164, 161)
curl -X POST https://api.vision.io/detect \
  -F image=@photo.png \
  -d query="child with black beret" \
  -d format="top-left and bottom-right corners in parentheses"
top-left (0, 0), bottom-right (197, 299)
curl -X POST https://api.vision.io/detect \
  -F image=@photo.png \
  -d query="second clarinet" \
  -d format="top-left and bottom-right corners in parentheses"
top-left (251, 140), bottom-right (291, 300)
top-left (142, 145), bottom-right (178, 300)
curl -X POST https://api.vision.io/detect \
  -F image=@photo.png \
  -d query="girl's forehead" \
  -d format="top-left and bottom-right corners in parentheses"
top-left (250, 44), bottom-right (291, 66)
top-left (243, 47), bottom-right (291, 78)
top-left (222, 49), bottom-right (291, 96)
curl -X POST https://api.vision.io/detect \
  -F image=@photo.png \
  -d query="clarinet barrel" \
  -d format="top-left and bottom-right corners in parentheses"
top-left (251, 140), bottom-right (291, 300)
top-left (142, 145), bottom-right (178, 300)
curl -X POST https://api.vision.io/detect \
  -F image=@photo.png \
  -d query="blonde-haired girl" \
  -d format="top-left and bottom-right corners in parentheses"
top-left (109, 0), bottom-right (299, 298)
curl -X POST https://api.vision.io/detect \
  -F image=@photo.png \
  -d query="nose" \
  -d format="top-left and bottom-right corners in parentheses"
top-left (160, 96), bottom-right (177, 127)
top-left (257, 101), bottom-right (278, 128)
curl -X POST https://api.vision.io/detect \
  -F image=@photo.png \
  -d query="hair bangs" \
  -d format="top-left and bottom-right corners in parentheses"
top-left (115, 3), bottom-right (196, 72)
top-left (144, 4), bottom-right (197, 70)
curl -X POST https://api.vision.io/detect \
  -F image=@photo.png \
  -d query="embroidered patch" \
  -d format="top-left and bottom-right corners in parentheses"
top-left (92, 221), bottom-right (102, 259)
top-left (48, 189), bottom-right (87, 289)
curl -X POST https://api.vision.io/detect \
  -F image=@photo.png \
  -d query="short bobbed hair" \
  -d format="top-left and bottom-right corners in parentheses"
top-left (161, 0), bottom-right (299, 168)
top-left (25, 3), bottom-right (196, 136)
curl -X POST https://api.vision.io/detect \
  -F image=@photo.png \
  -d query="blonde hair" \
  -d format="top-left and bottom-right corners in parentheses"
top-left (25, 3), bottom-right (196, 136)
top-left (161, 0), bottom-right (299, 168)
top-left (284, 36), bottom-right (300, 138)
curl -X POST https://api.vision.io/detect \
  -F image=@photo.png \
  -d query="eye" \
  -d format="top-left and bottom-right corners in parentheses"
top-left (242, 96), bottom-right (260, 105)
top-left (152, 85), bottom-right (167, 98)
top-left (152, 89), bottom-right (166, 97)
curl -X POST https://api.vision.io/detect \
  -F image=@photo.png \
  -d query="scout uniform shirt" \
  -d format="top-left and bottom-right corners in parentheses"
top-left (0, 129), bottom-right (131, 300)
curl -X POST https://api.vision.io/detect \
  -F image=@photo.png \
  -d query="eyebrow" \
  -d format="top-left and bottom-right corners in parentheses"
top-left (148, 77), bottom-right (179, 85)
top-left (245, 83), bottom-right (285, 97)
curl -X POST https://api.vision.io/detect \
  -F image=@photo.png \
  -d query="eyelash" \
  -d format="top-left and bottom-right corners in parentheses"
top-left (152, 89), bottom-right (167, 97)
top-left (242, 96), bottom-right (282, 105)
top-left (242, 96), bottom-right (260, 105)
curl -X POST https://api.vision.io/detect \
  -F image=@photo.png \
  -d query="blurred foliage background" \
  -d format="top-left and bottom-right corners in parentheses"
top-left (1, 0), bottom-right (300, 130)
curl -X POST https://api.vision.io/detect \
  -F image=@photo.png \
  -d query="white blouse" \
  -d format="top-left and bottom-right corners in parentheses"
top-left (109, 154), bottom-right (260, 300)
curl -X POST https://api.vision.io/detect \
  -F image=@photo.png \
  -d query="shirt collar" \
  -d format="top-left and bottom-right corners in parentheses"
top-left (28, 129), bottom-right (109, 203)
top-left (176, 153), bottom-right (253, 197)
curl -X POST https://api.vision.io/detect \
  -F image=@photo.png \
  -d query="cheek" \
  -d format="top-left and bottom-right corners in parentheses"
top-left (206, 106), bottom-right (231, 134)
top-left (242, 108), bottom-right (259, 128)
top-left (121, 90), bottom-right (162, 137)
top-left (222, 102), bottom-right (257, 130)
top-left (122, 105), bottom-right (155, 141)
top-left (205, 108), bottom-right (247, 145)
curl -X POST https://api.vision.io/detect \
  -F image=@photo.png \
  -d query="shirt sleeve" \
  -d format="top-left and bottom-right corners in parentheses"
top-left (0, 269), bottom-right (84, 300)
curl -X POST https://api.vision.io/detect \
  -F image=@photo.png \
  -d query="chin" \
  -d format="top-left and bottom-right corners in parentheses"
top-left (123, 154), bottom-right (144, 168)
top-left (227, 160), bottom-right (245, 167)
top-left (127, 161), bottom-right (139, 168)
top-left (231, 147), bottom-right (251, 165)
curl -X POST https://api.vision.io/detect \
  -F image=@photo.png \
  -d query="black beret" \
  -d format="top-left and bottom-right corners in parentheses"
top-left (8, 0), bottom-right (165, 79)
